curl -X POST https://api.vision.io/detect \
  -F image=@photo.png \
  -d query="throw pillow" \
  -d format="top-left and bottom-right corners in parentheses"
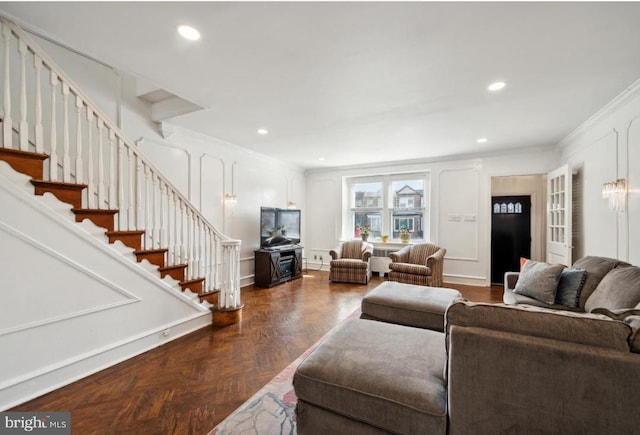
top-left (572, 256), bottom-right (629, 309)
top-left (520, 257), bottom-right (529, 270)
top-left (513, 260), bottom-right (564, 305)
top-left (585, 266), bottom-right (640, 312)
top-left (555, 268), bottom-right (587, 308)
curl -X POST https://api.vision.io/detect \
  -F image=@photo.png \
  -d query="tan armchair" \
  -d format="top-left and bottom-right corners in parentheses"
top-left (329, 240), bottom-right (374, 284)
top-left (389, 243), bottom-right (446, 287)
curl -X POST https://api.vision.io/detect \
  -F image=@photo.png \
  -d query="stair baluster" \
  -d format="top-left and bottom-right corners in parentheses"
top-left (48, 71), bottom-right (57, 180)
top-left (2, 24), bottom-right (12, 149)
top-left (34, 54), bottom-right (43, 152)
top-left (18, 39), bottom-right (27, 151)
top-left (75, 96), bottom-right (83, 183)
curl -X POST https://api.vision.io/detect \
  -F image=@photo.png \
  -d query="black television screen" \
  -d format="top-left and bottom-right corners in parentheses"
top-left (260, 207), bottom-right (301, 247)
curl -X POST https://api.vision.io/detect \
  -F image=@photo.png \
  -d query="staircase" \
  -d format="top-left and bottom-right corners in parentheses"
top-left (0, 18), bottom-right (241, 309)
top-left (0, 146), bottom-right (210, 298)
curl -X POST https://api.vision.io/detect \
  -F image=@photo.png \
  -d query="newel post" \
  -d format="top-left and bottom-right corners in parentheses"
top-left (213, 239), bottom-right (243, 326)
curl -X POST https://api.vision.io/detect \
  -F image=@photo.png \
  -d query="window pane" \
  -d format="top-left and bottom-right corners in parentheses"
top-left (392, 212), bottom-right (424, 239)
top-left (391, 179), bottom-right (423, 209)
top-left (391, 179), bottom-right (424, 239)
top-left (354, 211), bottom-right (382, 238)
top-left (347, 173), bottom-right (428, 242)
top-left (353, 182), bottom-right (382, 209)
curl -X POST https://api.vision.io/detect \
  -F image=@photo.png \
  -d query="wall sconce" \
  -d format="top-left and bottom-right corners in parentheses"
top-left (224, 161), bottom-right (237, 205)
top-left (602, 178), bottom-right (627, 212)
top-left (287, 200), bottom-right (297, 209)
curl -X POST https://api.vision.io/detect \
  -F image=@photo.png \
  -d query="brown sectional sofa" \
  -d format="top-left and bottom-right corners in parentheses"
top-left (293, 256), bottom-right (640, 434)
top-left (503, 255), bottom-right (638, 312)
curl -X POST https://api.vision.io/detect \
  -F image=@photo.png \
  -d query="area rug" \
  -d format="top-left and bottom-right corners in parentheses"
top-left (209, 309), bottom-right (360, 435)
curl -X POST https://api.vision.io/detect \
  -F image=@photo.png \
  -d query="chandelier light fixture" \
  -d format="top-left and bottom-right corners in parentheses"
top-left (602, 178), bottom-right (627, 212)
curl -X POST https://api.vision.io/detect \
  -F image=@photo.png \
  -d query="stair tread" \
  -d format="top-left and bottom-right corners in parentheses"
top-left (134, 248), bottom-right (168, 254)
top-left (159, 264), bottom-right (188, 271)
top-left (181, 277), bottom-right (205, 284)
top-left (72, 208), bottom-right (118, 214)
top-left (30, 179), bottom-right (87, 189)
top-left (0, 147), bottom-right (48, 160)
top-left (106, 230), bottom-right (145, 236)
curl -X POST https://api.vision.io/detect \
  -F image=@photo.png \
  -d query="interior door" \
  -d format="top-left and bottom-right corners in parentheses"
top-left (546, 164), bottom-right (572, 265)
top-left (491, 196), bottom-right (531, 284)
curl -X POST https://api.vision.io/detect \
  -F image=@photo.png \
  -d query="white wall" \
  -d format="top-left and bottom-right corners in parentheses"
top-left (32, 33), bottom-right (160, 141)
top-left (306, 149), bottom-right (560, 286)
top-left (559, 80), bottom-right (640, 264)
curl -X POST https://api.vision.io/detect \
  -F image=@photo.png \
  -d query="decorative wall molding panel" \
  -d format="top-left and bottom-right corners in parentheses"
top-left (438, 168), bottom-right (479, 261)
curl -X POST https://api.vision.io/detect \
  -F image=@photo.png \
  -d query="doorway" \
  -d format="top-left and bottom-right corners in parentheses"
top-left (491, 195), bottom-right (531, 284)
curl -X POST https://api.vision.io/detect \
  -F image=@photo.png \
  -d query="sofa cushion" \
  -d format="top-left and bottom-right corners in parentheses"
top-left (555, 268), bottom-right (587, 308)
top-left (585, 266), bottom-right (640, 313)
top-left (294, 319), bottom-right (447, 434)
top-left (446, 299), bottom-right (633, 352)
top-left (513, 260), bottom-right (564, 305)
top-left (340, 240), bottom-right (363, 259)
top-left (408, 243), bottom-right (438, 264)
top-left (389, 263), bottom-right (431, 275)
top-left (329, 258), bottom-right (368, 269)
top-left (360, 281), bottom-right (461, 331)
top-left (572, 256), bottom-right (629, 308)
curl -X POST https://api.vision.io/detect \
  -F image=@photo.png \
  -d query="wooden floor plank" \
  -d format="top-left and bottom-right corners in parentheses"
top-left (10, 271), bottom-right (502, 434)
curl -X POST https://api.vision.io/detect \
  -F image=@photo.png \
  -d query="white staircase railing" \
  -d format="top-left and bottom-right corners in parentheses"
top-left (0, 18), bottom-right (241, 309)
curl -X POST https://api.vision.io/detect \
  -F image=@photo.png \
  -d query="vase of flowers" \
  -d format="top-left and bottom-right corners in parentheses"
top-left (359, 225), bottom-right (370, 242)
top-left (400, 226), bottom-right (410, 244)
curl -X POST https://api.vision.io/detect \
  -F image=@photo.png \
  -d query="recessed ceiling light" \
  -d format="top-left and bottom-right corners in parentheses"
top-left (178, 25), bottom-right (200, 41)
top-left (476, 138), bottom-right (488, 143)
top-left (318, 157), bottom-right (325, 161)
top-left (257, 128), bottom-right (268, 135)
top-left (488, 81), bottom-right (506, 91)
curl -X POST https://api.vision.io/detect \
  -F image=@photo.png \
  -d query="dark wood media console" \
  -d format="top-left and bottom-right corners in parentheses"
top-left (254, 246), bottom-right (303, 288)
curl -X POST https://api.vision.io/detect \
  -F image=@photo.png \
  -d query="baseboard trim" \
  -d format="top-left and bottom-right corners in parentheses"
top-left (0, 312), bottom-right (211, 411)
top-left (443, 274), bottom-right (487, 287)
top-left (305, 261), bottom-right (330, 272)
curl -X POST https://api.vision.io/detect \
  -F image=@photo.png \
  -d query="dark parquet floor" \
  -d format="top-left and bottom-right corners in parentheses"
top-left (10, 271), bottom-right (503, 434)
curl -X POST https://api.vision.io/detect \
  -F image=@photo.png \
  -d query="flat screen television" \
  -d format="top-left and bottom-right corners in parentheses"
top-left (260, 207), bottom-right (301, 248)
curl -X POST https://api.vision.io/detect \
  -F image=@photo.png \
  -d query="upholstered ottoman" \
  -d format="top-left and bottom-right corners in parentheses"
top-left (294, 319), bottom-right (447, 434)
top-left (361, 281), bottom-right (462, 331)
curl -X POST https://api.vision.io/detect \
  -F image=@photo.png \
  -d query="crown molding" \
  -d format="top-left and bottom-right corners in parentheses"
top-left (557, 78), bottom-right (640, 150)
top-left (155, 123), bottom-right (306, 174)
top-left (305, 144), bottom-right (557, 176)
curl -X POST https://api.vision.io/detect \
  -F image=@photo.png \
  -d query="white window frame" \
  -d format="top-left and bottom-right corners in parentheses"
top-left (393, 217), bottom-right (415, 232)
top-left (346, 172), bottom-right (429, 242)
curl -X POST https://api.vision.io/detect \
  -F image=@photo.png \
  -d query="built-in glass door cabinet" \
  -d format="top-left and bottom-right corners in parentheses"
top-left (547, 164), bottom-right (572, 266)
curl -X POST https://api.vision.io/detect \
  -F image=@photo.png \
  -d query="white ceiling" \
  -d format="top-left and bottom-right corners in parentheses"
top-left (1, 2), bottom-right (640, 169)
